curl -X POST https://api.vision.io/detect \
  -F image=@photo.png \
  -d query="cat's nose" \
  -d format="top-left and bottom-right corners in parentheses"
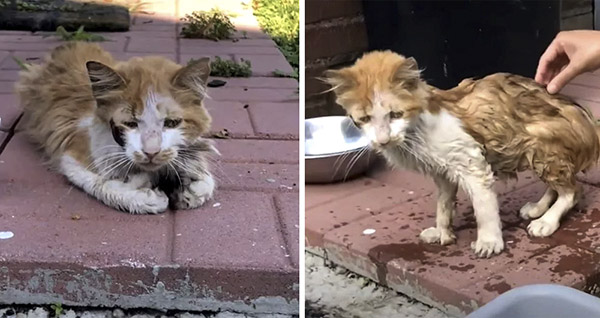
top-left (144, 151), bottom-right (158, 160)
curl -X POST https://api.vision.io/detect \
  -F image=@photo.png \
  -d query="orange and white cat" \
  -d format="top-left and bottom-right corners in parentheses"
top-left (324, 50), bottom-right (600, 257)
top-left (16, 42), bottom-right (217, 214)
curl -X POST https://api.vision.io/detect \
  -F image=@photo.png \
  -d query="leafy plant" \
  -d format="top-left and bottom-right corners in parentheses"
top-left (55, 25), bottom-right (107, 42)
top-left (252, 0), bottom-right (299, 79)
top-left (273, 69), bottom-right (298, 80)
top-left (192, 57), bottom-right (252, 78)
top-left (12, 56), bottom-right (31, 70)
top-left (180, 8), bottom-right (236, 41)
top-left (50, 303), bottom-right (63, 318)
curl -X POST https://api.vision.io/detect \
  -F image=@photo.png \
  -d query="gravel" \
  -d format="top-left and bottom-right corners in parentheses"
top-left (305, 252), bottom-right (452, 318)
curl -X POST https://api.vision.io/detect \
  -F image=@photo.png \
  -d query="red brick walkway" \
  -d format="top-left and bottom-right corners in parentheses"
top-left (306, 75), bottom-right (600, 317)
top-left (0, 0), bottom-right (298, 314)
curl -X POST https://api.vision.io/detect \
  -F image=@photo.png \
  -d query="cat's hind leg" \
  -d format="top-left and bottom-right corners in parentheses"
top-left (60, 154), bottom-right (168, 214)
top-left (519, 187), bottom-right (558, 220)
top-left (528, 184), bottom-right (580, 237)
top-left (420, 175), bottom-right (458, 245)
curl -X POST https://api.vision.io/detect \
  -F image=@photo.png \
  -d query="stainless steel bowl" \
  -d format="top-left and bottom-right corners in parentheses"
top-left (305, 116), bottom-right (374, 184)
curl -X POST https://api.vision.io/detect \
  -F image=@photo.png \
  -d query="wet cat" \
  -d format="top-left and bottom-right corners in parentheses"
top-left (16, 42), bottom-right (217, 214)
top-left (324, 50), bottom-right (600, 257)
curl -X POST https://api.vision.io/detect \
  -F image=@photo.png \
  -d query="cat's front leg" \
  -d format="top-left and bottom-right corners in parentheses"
top-left (420, 175), bottom-right (458, 245)
top-left (461, 172), bottom-right (504, 258)
top-left (170, 172), bottom-right (215, 210)
top-left (60, 155), bottom-right (168, 214)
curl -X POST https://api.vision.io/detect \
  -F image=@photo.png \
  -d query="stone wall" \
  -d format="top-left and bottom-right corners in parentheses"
top-left (304, 0), bottom-right (368, 118)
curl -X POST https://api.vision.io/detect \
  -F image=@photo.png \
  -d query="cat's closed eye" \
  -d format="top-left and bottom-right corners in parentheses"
top-left (164, 118), bottom-right (182, 128)
top-left (123, 121), bottom-right (138, 129)
top-left (390, 111), bottom-right (404, 119)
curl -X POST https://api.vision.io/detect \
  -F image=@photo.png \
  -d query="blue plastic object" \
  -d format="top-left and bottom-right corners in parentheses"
top-left (466, 284), bottom-right (600, 318)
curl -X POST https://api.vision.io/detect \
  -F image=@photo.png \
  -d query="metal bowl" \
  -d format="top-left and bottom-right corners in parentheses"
top-left (305, 116), bottom-right (374, 184)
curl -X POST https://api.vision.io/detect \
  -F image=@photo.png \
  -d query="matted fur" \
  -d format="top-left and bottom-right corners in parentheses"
top-left (16, 42), bottom-right (217, 214)
top-left (325, 50), bottom-right (600, 257)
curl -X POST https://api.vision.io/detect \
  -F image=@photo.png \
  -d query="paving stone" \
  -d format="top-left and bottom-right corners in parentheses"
top-left (561, 84), bottom-right (600, 103)
top-left (312, 166), bottom-right (600, 315)
top-left (545, 184), bottom-right (600, 252)
top-left (130, 23), bottom-right (177, 32)
top-left (305, 177), bottom-right (384, 209)
top-left (275, 193), bottom-right (300, 266)
top-left (0, 94), bottom-right (19, 131)
top-left (111, 51), bottom-right (178, 63)
top-left (179, 54), bottom-right (234, 65)
top-left (0, 134), bottom-right (66, 215)
top-left (126, 37), bottom-right (177, 53)
top-left (209, 77), bottom-right (298, 89)
top-left (236, 54), bottom-right (294, 77)
top-left (0, 51), bottom-right (45, 70)
top-left (0, 70), bottom-right (19, 81)
top-left (208, 87), bottom-right (298, 102)
top-left (0, 209), bottom-right (172, 266)
top-left (217, 163), bottom-right (298, 192)
top-left (180, 39), bottom-right (276, 48)
top-left (173, 191), bottom-right (288, 269)
top-left (0, 38), bottom-right (126, 53)
top-left (213, 139), bottom-right (298, 164)
top-left (0, 81), bottom-right (15, 94)
top-left (247, 102), bottom-right (299, 139)
top-left (204, 100), bottom-right (254, 138)
top-left (460, 245), bottom-right (600, 308)
top-left (306, 182), bottom-right (428, 248)
top-left (180, 41), bottom-right (281, 55)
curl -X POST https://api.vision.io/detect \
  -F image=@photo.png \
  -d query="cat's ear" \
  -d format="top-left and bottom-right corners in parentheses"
top-left (85, 61), bottom-right (125, 99)
top-left (172, 57), bottom-right (211, 98)
top-left (392, 57), bottom-right (421, 90)
top-left (322, 68), bottom-right (356, 95)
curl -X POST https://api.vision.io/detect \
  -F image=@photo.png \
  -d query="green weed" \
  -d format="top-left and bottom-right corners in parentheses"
top-left (180, 8), bottom-right (236, 41)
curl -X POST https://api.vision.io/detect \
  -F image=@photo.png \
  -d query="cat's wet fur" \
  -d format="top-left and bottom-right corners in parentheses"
top-left (324, 50), bottom-right (600, 257)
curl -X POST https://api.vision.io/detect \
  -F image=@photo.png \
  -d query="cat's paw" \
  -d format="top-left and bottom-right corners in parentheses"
top-left (419, 227), bottom-right (456, 245)
top-left (171, 174), bottom-right (215, 210)
top-left (471, 232), bottom-right (504, 258)
top-left (102, 180), bottom-right (168, 214)
top-left (519, 202), bottom-right (546, 220)
top-left (127, 188), bottom-right (169, 214)
top-left (527, 218), bottom-right (559, 237)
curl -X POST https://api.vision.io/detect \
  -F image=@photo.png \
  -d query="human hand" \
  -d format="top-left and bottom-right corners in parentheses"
top-left (535, 30), bottom-right (600, 94)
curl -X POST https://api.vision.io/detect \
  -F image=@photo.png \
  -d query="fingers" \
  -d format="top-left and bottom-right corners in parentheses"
top-left (535, 38), bottom-right (563, 85)
top-left (547, 63), bottom-right (582, 94)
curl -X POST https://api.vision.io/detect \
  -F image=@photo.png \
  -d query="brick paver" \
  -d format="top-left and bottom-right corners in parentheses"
top-left (0, 0), bottom-right (298, 315)
top-left (306, 75), bottom-right (600, 316)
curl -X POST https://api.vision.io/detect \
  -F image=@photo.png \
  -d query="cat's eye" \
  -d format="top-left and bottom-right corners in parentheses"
top-left (123, 121), bottom-right (138, 129)
top-left (164, 118), bottom-right (182, 128)
top-left (358, 115), bottom-right (371, 123)
top-left (390, 111), bottom-right (404, 119)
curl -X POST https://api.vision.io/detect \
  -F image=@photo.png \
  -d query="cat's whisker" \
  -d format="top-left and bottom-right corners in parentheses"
top-left (98, 157), bottom-right (131, 179)
top-left (168, 162), bottom-right (182, 188)
top-left (343, 146), bottom-right (369, 181)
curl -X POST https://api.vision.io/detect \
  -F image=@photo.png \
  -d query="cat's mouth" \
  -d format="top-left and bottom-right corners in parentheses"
top-left (137, 162), bottom-right (164, 171)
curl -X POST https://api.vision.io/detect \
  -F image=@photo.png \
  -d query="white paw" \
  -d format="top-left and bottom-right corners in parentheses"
top-left (172, 174), bottom-right (215, 210)
top-left (125, 173), bottom-right (153, 189)
top-left (419, 227), bottom-right (456, 245)
top-left (527, 218), bottom-right (559, 237)
top-left (471, 232), bottom-right (504, 258)
top-left (102, 180), bottom-right (168, 214)
top-left (519, 202), bottom-right (545, 220)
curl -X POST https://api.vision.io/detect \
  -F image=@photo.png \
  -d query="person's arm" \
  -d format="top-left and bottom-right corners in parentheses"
top-left (535, 30), bottom-right (600, 94)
